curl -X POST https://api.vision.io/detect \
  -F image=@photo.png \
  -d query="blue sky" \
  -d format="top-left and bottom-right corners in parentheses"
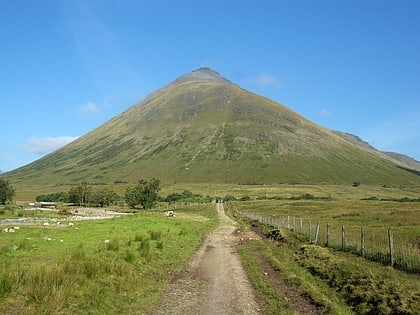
top-left (1, 0), bottom-right (419, 172)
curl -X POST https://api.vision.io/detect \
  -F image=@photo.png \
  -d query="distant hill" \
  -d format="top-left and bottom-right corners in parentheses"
top-left (3, 68), bottom-right (420, 195)
top-left (333, 131), bottom-right (420, 172)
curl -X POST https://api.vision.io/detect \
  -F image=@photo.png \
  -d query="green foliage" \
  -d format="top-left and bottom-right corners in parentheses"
top-left (0, 179), bottom-right (15, 205)
top-left (0, 205), bottom-right (218, 314)
top-left (237, 242), bottom-right (292, 313)
top-left (36, 191), bottom-right (70, 202)
top-left (5, 75), bottom-right (420, 201)
top-left (125, 178), bottom-right (160, 209)
top-left (90, 188), bottom-right (119, 207)
top-left (238, 240), bottom-right (353, 314)
top-left (223, 194), bottom-right (236, 201)
top-left (295, 245), bottom-right (420, 314)
top-left (361, 196), bottom-right (420, 202)
top-left (149, 230), bottom-right (162, 241)
top-left (288, 193), bottom-right (331, 201)
top-left (165, 190), bottom-right (212, 204)
top-left (106, 237), bottom-right (120, 252)
top-left (68, 181), bottom-right (92, 206)
top-left (0, 267), bottom-right (26, 298)
top-left (36, 186), bottom-right (120, 207)
top-left (396, 165), bottom-right (420, 176)
top-left (239, 195), bottom-right (251, 201)
top-left (138, 237), bottom-right (151, 258)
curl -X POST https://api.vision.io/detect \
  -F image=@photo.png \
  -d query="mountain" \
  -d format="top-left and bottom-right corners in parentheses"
top-left (333, 131), bottom-right (420, 172)
top-left (3, 68), bottom-right (420, 193)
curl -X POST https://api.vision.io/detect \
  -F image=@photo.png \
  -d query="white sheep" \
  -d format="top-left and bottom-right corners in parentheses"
top-left (164, 210), bottom-right (175, 217)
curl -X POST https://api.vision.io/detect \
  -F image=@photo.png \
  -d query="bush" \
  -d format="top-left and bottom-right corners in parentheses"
top-left (106, 237), bottom-right (120, 252)
top-left (149, 230), bottom-right (161, 241)
top-left (224, 195), bottom-right (236, 202)
top-left (138, 237), bottom-right (151, 258)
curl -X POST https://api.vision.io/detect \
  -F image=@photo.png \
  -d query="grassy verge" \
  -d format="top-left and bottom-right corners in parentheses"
top-left (0, 204), bottom-right (218, 314)
top-left (238, 239), bottom-right (353, 314)
top-left (295, 243), bottom-right (420, 314)
top-left (235, 214), bottom-right (420, 314)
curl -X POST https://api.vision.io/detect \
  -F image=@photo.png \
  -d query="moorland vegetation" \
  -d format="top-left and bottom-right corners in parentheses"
top-left (1, 182), bottom-right (419, 313)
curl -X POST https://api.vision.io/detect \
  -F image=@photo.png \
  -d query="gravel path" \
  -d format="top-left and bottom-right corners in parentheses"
top-left (154, 203), bottom-right (261, 314)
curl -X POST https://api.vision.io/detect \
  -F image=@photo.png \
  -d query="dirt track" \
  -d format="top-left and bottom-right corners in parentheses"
top-left (155, 202), bottom-right (261, 314)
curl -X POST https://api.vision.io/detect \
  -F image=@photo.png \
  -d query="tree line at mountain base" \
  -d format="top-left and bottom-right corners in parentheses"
top-left (34, 178), bottom-right (214, 209)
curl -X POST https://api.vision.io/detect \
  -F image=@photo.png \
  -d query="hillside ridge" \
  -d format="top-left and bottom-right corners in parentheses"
top-left (3, 68), bottom-right (420, 195)
top-left (333, 131), bottom-right (420, 171)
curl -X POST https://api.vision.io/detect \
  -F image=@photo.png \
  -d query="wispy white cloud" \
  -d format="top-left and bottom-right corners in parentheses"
top-left (23, 136), bottom-right (79, 154)
top-left (256, 73), bottom-right (281, 87)
top-left (320, 108), bottom-right (332, 116)
top-left (80, 101), bottom-right (100, 114)
top-left (246, 73), bottom-right (282, 88)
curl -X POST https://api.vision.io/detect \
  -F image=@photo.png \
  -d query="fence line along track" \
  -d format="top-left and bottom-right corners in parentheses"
top-left (234, 208), bottom-right (420, 274)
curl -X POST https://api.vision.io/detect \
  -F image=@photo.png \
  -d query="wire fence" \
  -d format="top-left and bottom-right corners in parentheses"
top-left (235, 209), bottom-right (420, 274)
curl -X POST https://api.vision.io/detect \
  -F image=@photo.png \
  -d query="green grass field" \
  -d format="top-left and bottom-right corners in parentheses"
top-left (1, 183), bottom-right (419, 314)
top-left (0, 204), bottom-right (218, 314)
top-left (215, 184), bottom-right (420, 314)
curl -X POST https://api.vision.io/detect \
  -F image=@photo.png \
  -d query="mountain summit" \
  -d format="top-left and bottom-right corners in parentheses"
top-left (173, 67), bottom-right (232, 84)
top-left (4, 68), bottom-right (420, 188)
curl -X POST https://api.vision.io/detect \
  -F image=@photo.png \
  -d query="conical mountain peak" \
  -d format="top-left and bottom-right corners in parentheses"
top-left (173, 67), bottom-right (232, 84)
top-left (4, 68), bottom-right (420, 189)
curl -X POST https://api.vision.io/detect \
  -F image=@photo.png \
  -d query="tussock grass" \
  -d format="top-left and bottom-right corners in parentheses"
top-left (230, 190), bottom-right (420, 315)
top-left (0, 204), bottom-right (218, 314)
top-left (295, 245), bottom-right (420, 314)
top-left (238, 242), bottom-right (298, 314)
top-left (237, 233), bottom-right (353, 314)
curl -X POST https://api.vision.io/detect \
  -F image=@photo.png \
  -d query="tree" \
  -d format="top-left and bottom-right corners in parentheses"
top-left (68, 181), bottom-right (92, 206)
top-left (0, 179), bottom-right (15, 205)
top-left (36, 192), bottom-right (70, 203)
top-left (91, 188), bottom-right (118, 207)
top-left (125, 178), bottom-right (160, 209)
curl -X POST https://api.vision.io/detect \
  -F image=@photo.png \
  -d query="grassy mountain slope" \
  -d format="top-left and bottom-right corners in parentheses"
top-left (3, 68), bottom-right (420, 195)
top-left (333, 131), bottom-right (420, 171)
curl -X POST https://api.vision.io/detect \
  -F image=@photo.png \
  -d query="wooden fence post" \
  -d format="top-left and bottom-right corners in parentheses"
top-left (300, 218), bottom-right (303, 234)
top-left (326, 223), bottom-right (330, 247)
top-left (388, 229), bottom-right (395, 267)
top-left (341, 225), bottom-right (346, 250)
top-left (309, 221), bottom-right (312, 243)
top-left (314, 222), bottom-right (320, 245)
top-left (287, 216), bottom-right (290, 229)
top-left (293, 216), bottom-right (296, 231)
top-left (361, 227), bottom-right (365, 258)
